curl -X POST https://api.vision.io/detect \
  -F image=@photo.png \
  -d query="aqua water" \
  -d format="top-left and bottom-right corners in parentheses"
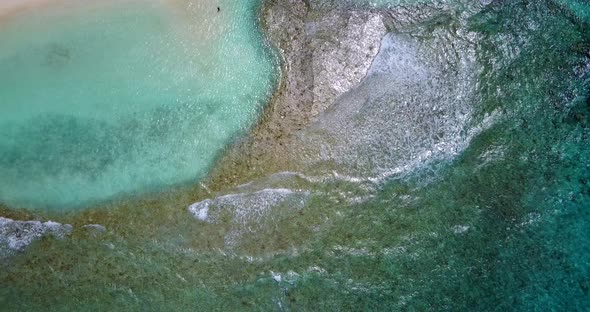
top-left (0, 0), bottom-right (277, 210)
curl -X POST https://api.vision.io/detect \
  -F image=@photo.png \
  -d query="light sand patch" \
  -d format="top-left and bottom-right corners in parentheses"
top-left (0, 0), bottom-right (187, 23)
top-left (0, 0), bottom-right (228, 73)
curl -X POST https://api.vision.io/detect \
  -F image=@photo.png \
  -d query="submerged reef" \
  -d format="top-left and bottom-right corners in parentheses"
top-left (1, 0), bottom-right (590, 310)
top-left (0, 217), bottom-right (72, 259)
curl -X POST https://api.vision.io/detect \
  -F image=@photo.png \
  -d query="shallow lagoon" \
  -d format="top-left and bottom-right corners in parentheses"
top-left (0, 0), bottom-right (277, 210)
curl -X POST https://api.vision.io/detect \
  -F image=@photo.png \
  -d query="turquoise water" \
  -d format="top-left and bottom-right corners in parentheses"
top-left (0, 0), bottom-right (277, 210)
top-left (1, 0), bottom-right (590, 310)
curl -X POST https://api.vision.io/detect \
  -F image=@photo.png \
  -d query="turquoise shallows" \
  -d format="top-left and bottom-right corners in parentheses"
top-left (0, 0), bottom-right (277, 210)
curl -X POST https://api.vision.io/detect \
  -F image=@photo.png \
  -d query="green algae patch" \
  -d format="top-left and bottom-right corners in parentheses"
top-left (0, 0), bottom-right (278, 210)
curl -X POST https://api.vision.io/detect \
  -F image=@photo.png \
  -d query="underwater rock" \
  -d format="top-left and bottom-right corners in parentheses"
top-left (308, 10), bottom-right (386, 117)
top-left (82, 224), bottom-right (107, 237)
top-left (189, 188), bottom-right (309, 223)
top-left (188, 188), bottom-right (309, 248)
top-left (264, 0), bottom-right (386, 123)
top-left (299, 25), bottom-right (484, 181)
top-left (0, 217), bottom-right (72, 258)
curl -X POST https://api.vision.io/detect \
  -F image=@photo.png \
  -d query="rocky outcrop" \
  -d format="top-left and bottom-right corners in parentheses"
top-left (82, 223), bottom-right (107, 237)
top-left (263, 1), bottom-right (386, 121)
top-left (0, 217), bottom-right (72, 259)
top-left (307, 10), bottom-right (385, 116)
top-left (207, 0), bottom-right (387, 188)
top-left (189, 188), bottom-right (310, 248)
